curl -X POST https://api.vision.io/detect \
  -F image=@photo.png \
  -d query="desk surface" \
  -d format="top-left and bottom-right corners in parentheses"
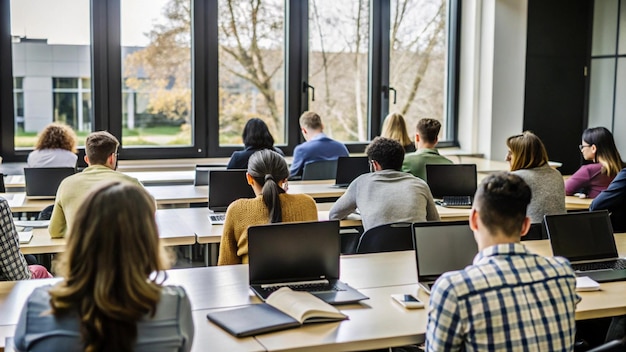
top-left (2, 235), bottom-right (626, 351)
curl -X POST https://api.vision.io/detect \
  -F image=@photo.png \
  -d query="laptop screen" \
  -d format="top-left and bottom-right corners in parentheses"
top-left (412, 221), bottom-right (478, 281)
top-left (335, 157), bottom-right (369, 185)
top-left (208, 170), bottom-right (256, 212)
top-left (545, 210), bottom-right (618, 262)
top-left (426, 164), bottom-right (477, 198)
top-left (24, 167), bottom-right (76, 197)
top-left (248, 221), bottom-right (340, 284)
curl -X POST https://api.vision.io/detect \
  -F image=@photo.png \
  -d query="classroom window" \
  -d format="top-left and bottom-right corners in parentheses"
top-left (13, 77), bottom-right (24, 132)
top-left (52, 78), bottom-right (92, 132)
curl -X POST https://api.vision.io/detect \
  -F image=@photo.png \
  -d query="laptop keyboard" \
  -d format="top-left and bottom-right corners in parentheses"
top-left (209, 214), bottom-right (226, 222)
top-left (440, 196), bottom-right (472, 207)
top-left (264, 282), bottom-right (344, 293)
top-left (573, 259), bottom-right (626, 272)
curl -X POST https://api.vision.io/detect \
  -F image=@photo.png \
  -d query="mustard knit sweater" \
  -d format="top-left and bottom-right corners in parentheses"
top-left (217, 193), bottom-right (318, 265)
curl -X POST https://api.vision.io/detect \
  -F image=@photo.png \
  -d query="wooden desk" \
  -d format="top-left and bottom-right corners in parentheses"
top-left (565, 195), bottom-right (592, 211)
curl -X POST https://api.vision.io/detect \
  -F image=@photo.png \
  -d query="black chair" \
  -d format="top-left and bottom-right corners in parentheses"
top-left (37, 204), bottom-right (54, 220)
top-left (0, 173), bottom-right (5, 193)
top-left (587, 338), bottom-right (626, 352)
top-left (521, 222), bottom-right (548, 241)
top-left (302, 160), bottom-right (338, 180)
top-left (194, 164), bottom-right (225, 186)
top-left (355, 222), bottom-right (414, 254)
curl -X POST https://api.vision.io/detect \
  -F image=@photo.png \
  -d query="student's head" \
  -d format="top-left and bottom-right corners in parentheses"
top-left (49, 182), bottom-right (168, 351)
top-left (247, 149), bottom-right (289, 223)
top-left (416, 118), bottom-right (442, 146)
top-left (85, 131), bottom-right (120, 168)
top-left (34, 123), bottom-right (78, 153)
top-left (242, 118), bottom-right (275, 149)
top-left (365, 137), bottom-right (405, 171)
top-left (581, 127), bottom-right (624, 177)
top-left (381, 112), bottom-right (412, 147)
top-left (471, 172), bottom-right (532, 246)
top-left (506, 131), bottom-right (548, 171)
top-left (299, 111), bottom-right (323, 140)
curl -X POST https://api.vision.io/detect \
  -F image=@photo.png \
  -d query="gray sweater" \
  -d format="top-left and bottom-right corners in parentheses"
top-left (329, 169), bottom-right (440, 231)
top-left (512, 163), bottom-right (566, 223)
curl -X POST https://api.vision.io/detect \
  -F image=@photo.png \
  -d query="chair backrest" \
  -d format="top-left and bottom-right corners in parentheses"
top-left (302, 159), bottom-right (338, 180)
top-left (0, 173), bottom-right (5, 193)
top-left (588, 338), bottom-right (626, 352)
top-left (355, 222), bottom-right (414, 254)
top-left (521, 222), bottom-right (548, 241)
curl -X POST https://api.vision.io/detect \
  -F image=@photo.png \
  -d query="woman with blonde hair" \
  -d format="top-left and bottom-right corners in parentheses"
top-left (381, 112), bottom-right (415, 153)
top-left (27, 122), bottom-right (78, 168)
top-left (14, 182), bottom-right (194, 351)
top-left (506, 131), bottom-right (565, 223)
top-left (218, 149), bottom-right (318, 265)
top-left (565, 127), bottom-right (624, 198)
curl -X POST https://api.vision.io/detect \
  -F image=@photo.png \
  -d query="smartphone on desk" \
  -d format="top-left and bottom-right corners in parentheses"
top-left (391, 294), bottom-right (424, 309)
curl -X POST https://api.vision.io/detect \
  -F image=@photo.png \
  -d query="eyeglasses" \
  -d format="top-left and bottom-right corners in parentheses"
top-left (579, 144), bottom-right (591, 151)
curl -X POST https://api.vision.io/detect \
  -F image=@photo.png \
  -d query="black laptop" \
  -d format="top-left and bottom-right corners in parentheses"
top-left (333, 156), bottom-right (369, 188)
top-left (426, 164), bottom-right (477, 208)
top-left (412, 221), bottom-right (478, 294)
top-left (207, 170), bottom-right (256, 224)
top-left (23, 167), bottom-right (76, 199)
top-left (545, 210), bottom-right (626, 283)
top-left (248, 220), bottom-right (369, 305)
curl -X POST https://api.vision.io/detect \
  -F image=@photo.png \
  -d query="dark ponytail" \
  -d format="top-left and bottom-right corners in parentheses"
top-left (248, 150), bottom-right (289, 223)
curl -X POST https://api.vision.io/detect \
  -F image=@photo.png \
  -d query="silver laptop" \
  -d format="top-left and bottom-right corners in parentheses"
top-left (545, 210), bottom-right (626, 283)
top-left (24, 167), bottom-right (76, 199)
top-left (248, 220), bottom-right (369, 305)
top-left (426, 164), bottom-right (477, 208)
top-left (207, 169), bottom-right (256, 224)
top-left (412, 221), bottom-right (478, 294)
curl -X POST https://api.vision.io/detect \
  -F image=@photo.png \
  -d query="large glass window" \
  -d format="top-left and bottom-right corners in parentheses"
top-left (389, 0), bottom-right (447, 139)
top-left (121, 0), bottom-right (192, 147)
top-left (217, 0), bottom-right (285, 146)
top-left (10, 0), bottom-right (91, 149)
top-left (308, 0), bottom-right (370, 142)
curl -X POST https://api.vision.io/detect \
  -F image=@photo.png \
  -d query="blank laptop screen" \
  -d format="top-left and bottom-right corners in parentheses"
top-left (335, 157), bottom-right (369, 185)
top-left (545, 210), bottom-right (618, 262)
top-left (208, 170), bottom-right (256, 212)
top-left (413, 221), bottom-right (478, 279)
top-left (426, 164), bottom-right (477, 198)
top-left (24, 167), bottom-right (76, 197)
top-left (248, 221), bottom-right (340, 284)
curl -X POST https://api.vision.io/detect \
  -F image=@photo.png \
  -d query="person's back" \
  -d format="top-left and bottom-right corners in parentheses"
top-left (401, 118), bottom-right (452, 181)
top-left (590, 168), bottom-right (626, 232)
top-left (48, 131), bottom-right (141, 238)
top-left (227, 118), bottom-right (285, 169)
top-left (426, 172), bottom-right (577, 352)
top-left (289, 111), bottom-right (348, 178)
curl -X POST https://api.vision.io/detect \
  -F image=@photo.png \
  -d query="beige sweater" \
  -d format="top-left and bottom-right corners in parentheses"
top-left (217, 193), bottom-right (318, 265)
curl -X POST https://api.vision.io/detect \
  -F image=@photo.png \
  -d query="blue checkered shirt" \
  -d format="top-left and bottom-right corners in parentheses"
top-left (426, 243), bottom-right (578, 352)
top-left (0, 197), bottom-right (31, 281)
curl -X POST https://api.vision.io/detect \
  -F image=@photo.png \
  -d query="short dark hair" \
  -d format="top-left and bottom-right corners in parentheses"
top-left (473, 172), bottom-right (532, 237)
top-left (365, 137), bottom-right (405, 171)
top-left (242, 118), bottom-right (275, 149)
top-left (299, 111), bottom-right (323, 130)
top-left (416, 118), bottom-right (441, 143)
top-left (85, 131), bottom-right (119, 165)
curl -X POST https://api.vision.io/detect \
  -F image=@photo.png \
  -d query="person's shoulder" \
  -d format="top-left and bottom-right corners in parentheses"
top-left (540, 255), bottom-right (576, 276)
top-left (160, 285), bottom-right (190, 300)
top-left (281, 192), bottom-right (315, 204)
top-left (26, 285), bottom-right (54, 310)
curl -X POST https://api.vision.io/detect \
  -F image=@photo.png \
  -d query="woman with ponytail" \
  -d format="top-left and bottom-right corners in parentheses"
top-left (218, 149), bottom-right (318, 265)
top-left (14, 182), bottom-right (194, 352)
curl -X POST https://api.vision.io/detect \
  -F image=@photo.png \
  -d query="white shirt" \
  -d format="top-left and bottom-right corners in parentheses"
top-left (27, 149), bottom-right (77, 168)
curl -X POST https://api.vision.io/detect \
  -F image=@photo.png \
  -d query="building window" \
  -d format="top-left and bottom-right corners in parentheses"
top-left (52, 77), bottom-right (92, 132)
top-left (13, 77), bottom-right (24, 131)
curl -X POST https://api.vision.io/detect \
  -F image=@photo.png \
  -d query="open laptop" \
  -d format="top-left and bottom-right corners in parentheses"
top-left (248, 220), bottom-right (369, 305)
top-left (24, 167), bottom-right (76, 199)
top-left (545, 210), bottom-right (626, 283)
top-left (333, 156), bottom-right (369, 188)
top-left (426, 164), bottom-right (477, 208)
top-left (207, 169), bottom-right (256, 224)
top-left (412, 221), bottom-right (478, 294)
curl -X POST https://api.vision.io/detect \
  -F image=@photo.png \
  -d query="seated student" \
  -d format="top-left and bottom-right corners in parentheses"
top-left (0, 198), bottom-right (52, 280)
top-left (329, 137), bottom-right (439, 231)
top-left (49, 131), bottom-right (142, 238)
top-left (14, 182), bottom-right (194, 351)
top-left (27, 123), bottom-right (78, 168)
top-left (506, 131), bottom-right (565, 223)
top-left (218, 149), bottom-right (318, 265)
top-left (590, 167), bottom-right (626, 232)
top-left (566, 127), bottom-right (624, 198)
top-left (427, 172), bottom-right (578, 351)
top-left (227, 118), bottom-right (285, 169)
top-left (401, 118), bottom-right (452, 181)
top-left (289, 111), bottom-right (349, 178)
top-left (381, 112), bottom-right (415, 153)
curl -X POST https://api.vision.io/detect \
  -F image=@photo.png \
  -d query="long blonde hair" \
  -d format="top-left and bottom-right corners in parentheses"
top-left (381, 112), bottom-right (412, 147)
top-left (506, 131), bottom-right (549, 171)
top-left (49, 182), bottom-right (169, 352)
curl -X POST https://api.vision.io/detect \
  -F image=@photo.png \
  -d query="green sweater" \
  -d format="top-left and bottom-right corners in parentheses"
top-left (402, 148), bottom-right (453, 181)
top-left (49, 165), bottom-right (143, 238)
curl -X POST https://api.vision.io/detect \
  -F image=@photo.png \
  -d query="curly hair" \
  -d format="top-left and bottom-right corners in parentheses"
top-left (34, 123), bottom-right (77, 153)
top-left (366, 137), bottom-right (405, 171)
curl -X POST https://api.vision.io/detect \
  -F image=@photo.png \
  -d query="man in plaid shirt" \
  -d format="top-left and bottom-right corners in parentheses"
top-left (426, 172), bottom-right (578, 351)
